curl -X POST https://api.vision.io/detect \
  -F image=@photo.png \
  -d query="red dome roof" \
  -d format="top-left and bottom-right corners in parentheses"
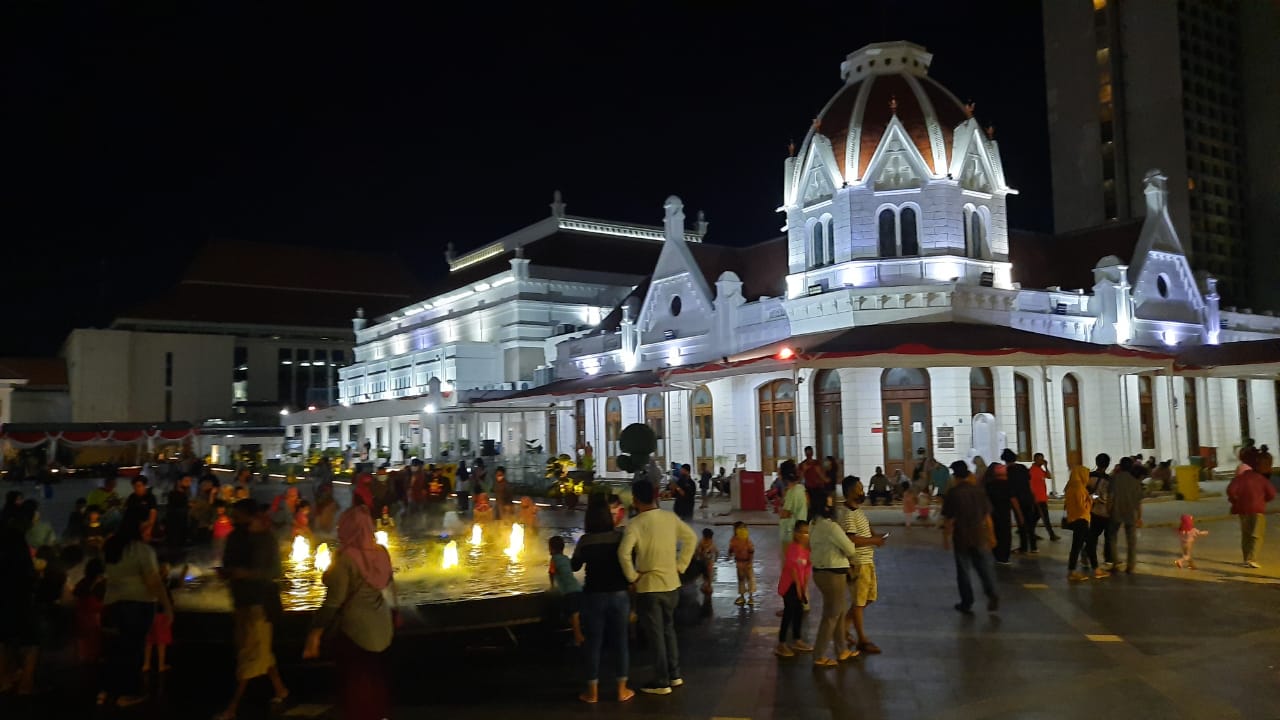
top-left (798, 42), bottom-right (969, 183)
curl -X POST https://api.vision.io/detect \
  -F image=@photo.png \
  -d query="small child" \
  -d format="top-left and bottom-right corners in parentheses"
top-left (472, 492), bottom-right (492, 520)
top-left (74, 558), bottom-right (106, 665)
top-left (902, 485), bottom-right (918, 528)
top-left (142, 563), bottom-right (175, 672)
top-left (82, 505), bottom-right (107, 559)
top-left (377, 505), bottom-right (396, 530)
top-left (1175, 514), bottom-right (1209, 569)
top-left (916, 486), bottom-right (933, 524)
top-left (211, 500), bottom-right (233, 562)
top-left (694, 528), bottom-right (717, 595)
top-left (775, 521), bottom-right (812, 657)
top-left (728, 522), bottom-right (756, 605)
top-left (547, 536), bottom-right (584, 646)
top-left (292, 500), bottom-right (312, 539)
top-left (518, 496), bottom-right (539, 530)
top-left (608, 494), bottom-right (626, 528)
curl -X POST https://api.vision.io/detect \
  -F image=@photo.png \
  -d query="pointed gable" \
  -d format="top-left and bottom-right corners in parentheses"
top-left (636, 197), bottom-right (715, 343)
top-left (1129, 170), bottom-right (1203, 322)
top-left (948, 120), bottom-right (999, 193)
top-left (863, 116), bottom-right (932, 191)
top-left (789, 134), bottom-right (843, 207)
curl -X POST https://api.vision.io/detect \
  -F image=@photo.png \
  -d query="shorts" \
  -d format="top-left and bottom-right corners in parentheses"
top-left (146, 611), bottom-right (173, 646)
top-left (847, 563), bottom-right (878, 607)
top-left (233, 605), bottom-right (277, 680)
top-left (562, 591), bottom-right (582, 616)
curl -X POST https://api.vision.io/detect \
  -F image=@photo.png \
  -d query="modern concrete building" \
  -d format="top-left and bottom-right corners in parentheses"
top-left (1042, 0), bottom-right (1280, 311)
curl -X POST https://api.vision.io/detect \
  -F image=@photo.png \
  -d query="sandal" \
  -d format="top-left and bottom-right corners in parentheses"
top-left (790, 640), bottom-right (813, 652)
top-left (837, 649), bottom-right (861, 662)
top-left (775, 645), bottom-right (795, 658)
top-left (618, 688), bottom-right (635, 703)
top-left (578, 692), bottom-right (598, 704)
top-left (857, 642), bottom-right (882, 654)
top-left (813, 657), bottom-right (838, 668)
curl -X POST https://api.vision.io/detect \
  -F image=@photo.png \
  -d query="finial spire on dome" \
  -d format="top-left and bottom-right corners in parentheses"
top-left (788, 139), bottom-right (796, 157)
top-left (889, 95), bottom-right (898, 115)
top-left (550, 189), bottom-right (565, 218)
top-left (811, 117), bottom-right (821, 131)
top-left (985, 125), bottom-right (996, 140)
top-left (964, 101), bottom-right (975, 118)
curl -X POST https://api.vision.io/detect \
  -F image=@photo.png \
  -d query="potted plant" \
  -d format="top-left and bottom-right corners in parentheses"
top-left (547, 453), bottom-right (581, 509)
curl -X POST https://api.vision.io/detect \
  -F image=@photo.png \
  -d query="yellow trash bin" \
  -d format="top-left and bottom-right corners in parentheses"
top-left (1174, 465), bottom-right (1200, 501)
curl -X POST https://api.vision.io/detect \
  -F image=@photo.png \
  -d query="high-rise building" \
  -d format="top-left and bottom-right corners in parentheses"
top-left (1042, 0), bottom-right (1280, 311)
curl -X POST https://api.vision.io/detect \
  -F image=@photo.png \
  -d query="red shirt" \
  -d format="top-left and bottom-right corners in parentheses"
top-left (1228, 469), bottom-right (1276, 515)
top-left (1030, 465), bottom-right (1050, 503)
top-left (777, 542), bottom-right (811, 596)
top-left (800, 459), bottom-right (825, 491)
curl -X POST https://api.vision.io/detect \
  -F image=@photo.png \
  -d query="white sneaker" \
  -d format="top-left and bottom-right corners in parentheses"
top-left (1248, 561), bottom-right (1261, 568)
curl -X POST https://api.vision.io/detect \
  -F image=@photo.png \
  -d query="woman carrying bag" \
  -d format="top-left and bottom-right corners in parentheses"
top-left (303, 508), bottom-right (397, 720)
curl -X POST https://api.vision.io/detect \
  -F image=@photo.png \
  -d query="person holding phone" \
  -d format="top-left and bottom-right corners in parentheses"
top-left (838, 477), bottom-right (887, 654)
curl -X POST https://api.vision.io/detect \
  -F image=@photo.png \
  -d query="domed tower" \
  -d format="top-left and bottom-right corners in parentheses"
top-left (781, 41), bottom-right (1014, 297)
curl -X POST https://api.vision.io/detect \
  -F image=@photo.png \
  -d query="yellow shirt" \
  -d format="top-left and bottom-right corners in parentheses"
top-left (1064, 466), bottom-right (1093, 523)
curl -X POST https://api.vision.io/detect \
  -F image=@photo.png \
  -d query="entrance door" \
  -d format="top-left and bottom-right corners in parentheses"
top-left (692, 386), bottom-right (714, 473)
top-left (881, 368), bottom-right (931, 477)
top-left (814, 370), bottom-right (843, 465)
top-left (1062, 373), bottom-right (1082, 469)
top-left (758, 379), bottom-right (796, 474)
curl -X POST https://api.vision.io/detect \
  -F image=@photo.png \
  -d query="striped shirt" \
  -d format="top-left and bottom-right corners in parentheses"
top-left (838, 505), bottom-right (875, 565)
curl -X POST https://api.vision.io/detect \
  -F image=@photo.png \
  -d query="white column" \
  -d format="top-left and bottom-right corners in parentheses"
top-left (319, 423), bottom-right (330, 452)
top-left (390, 416), bottom-right (402, 463)
top-left (301, 423), bottom-right (313, 455)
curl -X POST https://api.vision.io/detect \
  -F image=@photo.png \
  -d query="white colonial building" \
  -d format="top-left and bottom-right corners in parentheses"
top-left (289, 41), bottom-right (1280, 483)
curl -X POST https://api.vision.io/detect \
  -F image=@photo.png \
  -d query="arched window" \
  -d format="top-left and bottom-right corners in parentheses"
top-left (881, 368), bottom-right (931, 477)
top-left (814, 370), bottom-right (843, 463)
top-left (1238, 379), bottom-right (1251, 442)
top-left (1138, 376), bottom-right (1155, 449)
top-left (878, 208), bottom-right (897, 258)
top-left (1062, 374), bottom-right (1082, 468)
top-left (825, 217), bottom-right (835, 265)
top-left (574, 399), bottom-right (587, 450)
top-left (965, 207), bottom-right (988, 260)
top-left (1014, 374), bottom-right (1032, 461)
top-left (969, 367), bottom-right (994, 416)
top-left (1185, 378), bottom-right (1199, 455)
top-left (547, 407), bottom-right (559, 456)
top-left (758, 379), bottom-right (796, 474)
top-left (605, 397), bottom-right (622, 472)
top-left (900, 206), bottom-right (920, 256)
top-left (645, 393), bottom-right (666, 468)
top-left (810, 221), bottom-right (826, 268)
top-left (692, 386), bottom-right (714, 473)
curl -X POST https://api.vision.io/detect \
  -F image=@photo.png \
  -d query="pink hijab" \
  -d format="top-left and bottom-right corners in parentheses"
top-left (338, 507), bottom-right (392, 590)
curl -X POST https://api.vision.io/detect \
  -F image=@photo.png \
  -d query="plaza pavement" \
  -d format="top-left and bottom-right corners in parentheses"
top-left (5, 477), bottom-right (1280, 719)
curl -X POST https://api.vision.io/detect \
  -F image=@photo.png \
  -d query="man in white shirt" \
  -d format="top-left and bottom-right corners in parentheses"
top-left (618, 478), bottom-right (697, 695)
top-left (838, 476), bottom-right (886, 654)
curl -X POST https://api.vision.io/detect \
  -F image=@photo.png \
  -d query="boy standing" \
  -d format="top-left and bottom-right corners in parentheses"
top-left (548, 536), bottom-right (584, 645)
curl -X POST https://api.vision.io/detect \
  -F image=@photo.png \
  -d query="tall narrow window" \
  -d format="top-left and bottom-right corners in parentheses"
top-left (575, 399), bottom-right (587, 450)
top-left (605, 397), bottom-right (622, 472)
top-left (645, 393), bottom-right (666, 468)
top-left (969, 210), bottom-right (986, 259)
top-left (1063, 374), bottom-right (1082, 468)
top-left (900, 206), bottom-right (919, 256)
top-left (969, 367), bottom-right (994, 416)
top-left (1014, 374), bottom-right (1032, 461)
top-left (878, 208), bottom-right (897, 258)
top-left (814, 370), bottom-right (843, 463)
top-left (1184, 378), bottom-right (1199, 455)
top-left (693, 387), bottom-right (714, 472)
top-left (1138, 376), bottom-right (1155, 449)
top-left (1238, 379), bottom-right (1251, 442)
top-left (164, 352), bottom-right (174, 422)
top-left (810, 222), bottom-right (826, 267)
top-left (825, 218), bottom-right (835, 265)
top-left (758, 379), bottom-right (796, 474)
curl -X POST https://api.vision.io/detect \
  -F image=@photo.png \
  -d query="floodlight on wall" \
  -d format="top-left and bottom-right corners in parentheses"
top-left (279, 409), bottom-right (290, 416)
top-left (425, 403), bottom-right (436, 414)
top-left (777, 347), bottom-right (795, 360)
top-left (979, 271), bottom-right (995, 288)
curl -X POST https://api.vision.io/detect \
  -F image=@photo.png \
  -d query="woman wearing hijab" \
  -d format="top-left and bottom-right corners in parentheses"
top-left (1064, 466), bottom-right (1098, 582)
top-left (304, 508), bottom-right (396, 720)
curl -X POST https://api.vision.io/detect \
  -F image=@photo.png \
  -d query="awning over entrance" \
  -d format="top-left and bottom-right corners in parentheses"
top-left (479, 370), bottom-right (663, 406)
top-left (1175, 339), bottom-right (1280, 377)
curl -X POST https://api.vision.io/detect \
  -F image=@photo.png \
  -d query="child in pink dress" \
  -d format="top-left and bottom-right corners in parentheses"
top-left (1175, 514), bottom-right (1209, 569)
top-left (775, 521), bottom-right (812, 657)
top-left (902, 487), bottom-right (918, 528)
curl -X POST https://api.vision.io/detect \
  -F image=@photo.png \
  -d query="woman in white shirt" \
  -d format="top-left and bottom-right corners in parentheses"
top-left (100, 508), bottom-right (172, 707)
top-left (807, 493), bottom-right (860, 667)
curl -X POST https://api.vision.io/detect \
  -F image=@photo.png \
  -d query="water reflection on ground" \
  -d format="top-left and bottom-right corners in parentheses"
top-left (175, 521), bottom-right (580, 612)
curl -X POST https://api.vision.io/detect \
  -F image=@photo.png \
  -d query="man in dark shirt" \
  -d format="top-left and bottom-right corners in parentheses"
top-left (984, 462), bottom-right (1013, 565)
top-left (124, 478), bottom-right (158, 531)
top-left (1002, 449), bottom-right (1037, 554)
top-left (942, 461), bottom-right (998, 614)
top-left (672, 465), bottom-right (697, 520)
top-left (218, 500), bottom-right (288, 719)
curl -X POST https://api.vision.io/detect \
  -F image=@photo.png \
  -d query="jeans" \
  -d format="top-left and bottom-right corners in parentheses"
top-left (778, 585), bottom-right (804, 643)
top-left (102, 601), bottom-right (155, 698)
top-left (1090, 514), bottom-right (1114, 564)
top-left (1067, 519), bottom-right (1094, 571)
top-left (1037, 502), bottom-right (1058, 539)
top-left (991, 504), bottom-right (1013, 562)
top-left (582, 591), bottom-right (629, 682)
top-left (813, 570), bottom-right (848, 658)
top-left (636, 589), bottom-right (680, 686)
top-left (1113, 517), bottom-right (1139, 569)
top-left (1017, 503), bottom-right (1038, 552)
top-left (953, 546), bottom-right (997, 609)
top-left (1240, 513), bottom-right (1266, 562)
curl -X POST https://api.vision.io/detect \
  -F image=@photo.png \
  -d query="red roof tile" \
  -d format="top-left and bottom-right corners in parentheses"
top-left (1009, 219), bottom-right (1144, 291)
top-left (0, 358), bottom-right (68, 387)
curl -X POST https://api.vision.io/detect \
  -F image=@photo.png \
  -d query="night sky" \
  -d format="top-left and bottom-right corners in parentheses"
top-left (4, 1), bottom-right (1049, 357)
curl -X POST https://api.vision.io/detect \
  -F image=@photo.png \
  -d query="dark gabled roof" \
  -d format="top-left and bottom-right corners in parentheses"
top-left (117, 239), bottom-right (425, 330)
top-left (1176, 339), bottom-right (1280, 370)
top-left (0, 358), bottom-right (68, 387)
top-left (801, 321), bottom-right (1168, 360)
top-left (1009, 219), bottom-right (1144, 292)
top-left (482, 370), bottom-right (663, 403)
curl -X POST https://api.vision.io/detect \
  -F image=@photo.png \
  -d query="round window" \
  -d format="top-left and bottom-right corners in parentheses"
top-left (1156, 274), bottom-right (1170, 299)
top-left (670, 295), bottom-right (682, 317)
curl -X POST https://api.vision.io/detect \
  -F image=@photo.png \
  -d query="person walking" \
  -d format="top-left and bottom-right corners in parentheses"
top-left (799, 446), bottom-right (827, 494)
top-left (942, 461), bottom-right (999, 614)
top-left (1002, 449), bottom-right (1037, 555)
top-left (984, 462), bottom-right (1014, 565)
top-left (1087, 454), bottom-right (1116, 569)
top-left (838, 477), bottom-right (887, 654)
top-left (671, 464), bottom-right (697, 521)
top-left (1110, 456), bottom-right (1145, 574)
top-left (618, 479), bottom-right (697, 695)
top-left (698, 463), bottom-right (713, 509)
top-left (572, 500), bottom-right (634, 704)
top-left (1227, 455), bottom-right (1276, 568)
top-left (165, 474), bottom-right (193, 550)
top-left (1064, 466), bottom-right (1099, 581)
top-left (99, 508), bottom-right (173, 708)
top-left (778, 460), bottom-right (807, 556)
top-left (1030, 453), bottom-right (1059, 541)
top-left (808, 492), bottom-right (860, 667)
top-left (304, 509), bottom-right (396, 720)
top-left (216, 500), bottom-right (289, 720)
